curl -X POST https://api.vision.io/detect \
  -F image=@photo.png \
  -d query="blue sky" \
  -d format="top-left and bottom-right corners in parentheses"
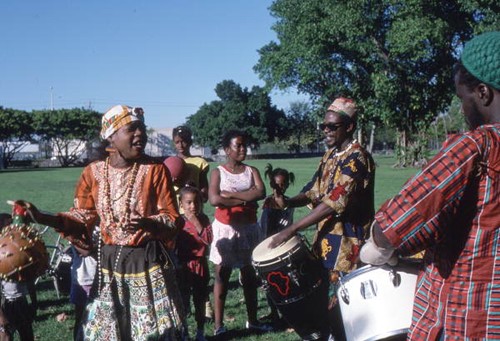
top-left (1, 1), bottom-right (305, 129)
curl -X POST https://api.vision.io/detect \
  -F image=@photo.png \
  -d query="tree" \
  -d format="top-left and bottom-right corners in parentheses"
top-left (32, 108), bottom-right (102, 167)
top-left (285, 101), bottom-right (319, 153)
top-left (0, 107), bottom-right (34, 168)
top-left (186, 80), bottom-right (287, 153)
top-left (254, 0), bottom-right (499, 166)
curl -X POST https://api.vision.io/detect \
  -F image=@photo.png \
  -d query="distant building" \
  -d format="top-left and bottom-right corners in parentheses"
top-left (146, 128), bottom-right (211, 158)
top-left (2, 128), bottom-right (214, 165)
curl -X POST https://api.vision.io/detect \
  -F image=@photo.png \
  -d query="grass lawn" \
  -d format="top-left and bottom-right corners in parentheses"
top-left (0, 155), bottom-right (418, 340)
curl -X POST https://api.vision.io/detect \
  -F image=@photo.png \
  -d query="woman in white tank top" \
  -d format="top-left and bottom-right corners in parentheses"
top-left (208, 130), bottom-right (272, 336)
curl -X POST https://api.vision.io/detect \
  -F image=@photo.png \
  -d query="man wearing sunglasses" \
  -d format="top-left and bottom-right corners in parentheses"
top-left (271, 97), bottom-right (375, 340)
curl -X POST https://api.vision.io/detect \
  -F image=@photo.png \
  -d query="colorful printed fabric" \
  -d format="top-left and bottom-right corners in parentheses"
top-left (305, 141), bottom-right (375, 273)
top-left (51, 156), bottom-right (185, 340)
top-left (56, 157), bottom-right (179, 248)
top-left (83, 243), bottom-right (187, 341)
top-left (377, 124), bottom-right (500, 340)
top-left (100, 105), bottom-right (144, 139)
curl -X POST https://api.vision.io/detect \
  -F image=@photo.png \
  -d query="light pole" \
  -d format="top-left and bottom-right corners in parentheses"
top-left (50, 86), bottom-right (54, 111)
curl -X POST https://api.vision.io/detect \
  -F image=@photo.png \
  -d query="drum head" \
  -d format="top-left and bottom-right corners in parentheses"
top-left (252, 234), bottom-right (302, 264)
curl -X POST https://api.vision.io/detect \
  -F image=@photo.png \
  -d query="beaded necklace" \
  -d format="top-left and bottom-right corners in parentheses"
top-left (97, 157), bottom-right (139, 293)
top-left (102, 157), bottom-right (139, 230)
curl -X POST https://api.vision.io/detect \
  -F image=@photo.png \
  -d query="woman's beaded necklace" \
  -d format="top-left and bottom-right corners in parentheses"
top-left (102, 157), bottom-right (139, 229)
top-left (97, 157), bottom-right (138, 293)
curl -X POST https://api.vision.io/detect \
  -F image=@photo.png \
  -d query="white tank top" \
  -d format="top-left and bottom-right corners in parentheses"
top-left (218, 165), bottom-right (254, 193)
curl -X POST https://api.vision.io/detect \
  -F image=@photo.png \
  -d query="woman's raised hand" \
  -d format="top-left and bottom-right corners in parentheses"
top-left (7, 200), bottom-right (41, 223)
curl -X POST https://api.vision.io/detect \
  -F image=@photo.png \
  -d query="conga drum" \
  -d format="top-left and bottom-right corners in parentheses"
top-left (0, 224), bottom-right (50, 282)
top-left (337, 259), bottom-right (421, 341)
top-left (252, 234), bottom-right (330, 341)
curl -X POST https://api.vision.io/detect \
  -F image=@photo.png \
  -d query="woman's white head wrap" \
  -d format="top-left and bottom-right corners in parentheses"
top-left (100, 105), bottom-right (144, 139)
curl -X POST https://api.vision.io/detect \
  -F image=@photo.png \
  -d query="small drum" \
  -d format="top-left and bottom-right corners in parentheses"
top-left (337, 259), bottom-right (420, 341)
top-left (252, 234), bottom-right (330, 341)
top-left (0, 224), bottom-right (50, 281)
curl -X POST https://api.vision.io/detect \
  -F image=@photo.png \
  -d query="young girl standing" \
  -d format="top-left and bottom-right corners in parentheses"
top-left (259, 164), bottom-right (295, 326)
top-left (172, 126), bottom-right (209, 202)
top-left (208, 130), bottom-right (272, 336)
top-left (172, 126), bottom-right (214, 321)
top-left (260, 163), bottom-right (295, 239)
top-left (176, 186), bottom-right (213, 341)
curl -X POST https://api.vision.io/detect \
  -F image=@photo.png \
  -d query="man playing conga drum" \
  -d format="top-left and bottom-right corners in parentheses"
top-left (271, 98), bottom-right (376, 340)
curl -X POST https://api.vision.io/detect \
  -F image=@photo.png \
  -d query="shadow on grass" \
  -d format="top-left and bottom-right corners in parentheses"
top-left (207, 328), bottom-right (279, 341)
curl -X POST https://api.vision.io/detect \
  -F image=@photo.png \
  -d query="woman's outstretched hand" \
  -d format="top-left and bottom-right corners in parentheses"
top-left (7, 200), bottom-right (40, 223)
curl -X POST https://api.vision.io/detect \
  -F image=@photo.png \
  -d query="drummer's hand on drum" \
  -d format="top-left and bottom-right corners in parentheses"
top-left (360, 222), bottom-right (398, 266)
top-left (270, 227), bottom-right (294, 248)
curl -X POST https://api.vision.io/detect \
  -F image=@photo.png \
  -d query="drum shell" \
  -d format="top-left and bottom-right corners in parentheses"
top-left (0, 225), bottom-right (50, 282)
top-left (337, 259), bottom-right (420, 341)
top-left (254, 246), bottom-right (325, 305)
top-left (252, 235), bottom-right (330, 340)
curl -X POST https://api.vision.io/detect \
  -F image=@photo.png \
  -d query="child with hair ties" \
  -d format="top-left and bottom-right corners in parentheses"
top-left (176, 186), bottom-right (213, 341)
top-left (259, 164), bottom-right (295, 326)
top-left (260, 163), bottom-right (295, 240)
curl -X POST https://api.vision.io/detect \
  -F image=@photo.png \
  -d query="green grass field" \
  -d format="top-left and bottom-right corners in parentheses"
top-left (0, 156), bottom-right (418, 340)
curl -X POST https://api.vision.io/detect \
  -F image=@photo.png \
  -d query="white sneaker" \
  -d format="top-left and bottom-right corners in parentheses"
top-left (245, 321), bottom-right (273, 332)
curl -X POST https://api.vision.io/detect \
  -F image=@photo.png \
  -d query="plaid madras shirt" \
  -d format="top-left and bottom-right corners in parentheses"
top-left (377, 124), bottom-right (500, 340)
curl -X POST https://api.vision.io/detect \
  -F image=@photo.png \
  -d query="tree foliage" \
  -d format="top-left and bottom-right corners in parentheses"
top-left (0, 107), bottom-right (34, 168)
top-left (32, 108), bottom-right (101, 167)
top-left (284, 101), bottom-right (319, 153)
top-left (186, 80), bottom-right (287, 153)
top-left (255, 0), bottom-right (499, 166)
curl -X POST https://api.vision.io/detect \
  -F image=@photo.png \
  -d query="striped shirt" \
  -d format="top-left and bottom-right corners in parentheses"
top-left (377, 124), bottom-right (499, 340)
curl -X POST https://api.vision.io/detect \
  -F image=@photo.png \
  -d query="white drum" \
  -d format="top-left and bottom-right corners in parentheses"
top-left (337, 259), bottom-right (420, 341)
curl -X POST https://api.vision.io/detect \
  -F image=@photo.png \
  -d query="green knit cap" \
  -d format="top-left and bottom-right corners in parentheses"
top-left (461, 31), bottom-right (500, 90)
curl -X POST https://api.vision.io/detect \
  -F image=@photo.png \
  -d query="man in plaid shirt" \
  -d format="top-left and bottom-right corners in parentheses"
top-left (361, 31), bottom-right (500, 340)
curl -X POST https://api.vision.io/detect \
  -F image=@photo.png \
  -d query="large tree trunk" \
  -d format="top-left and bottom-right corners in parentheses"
top-left (395, 130), bottom-right (408, 168)
top-left (368, 124), bottom-right (375, 154)
top-left (357, 129), bottom-right (363, 146)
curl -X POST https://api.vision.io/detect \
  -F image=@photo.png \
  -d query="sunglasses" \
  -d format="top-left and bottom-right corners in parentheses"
top-left (319, 122), bottom-right (344, 131)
